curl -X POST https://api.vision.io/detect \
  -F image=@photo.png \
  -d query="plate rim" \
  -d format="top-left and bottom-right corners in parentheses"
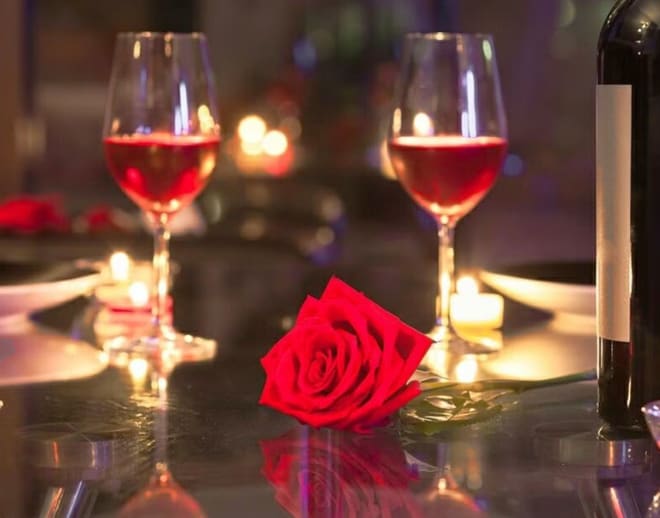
top-left (480, 269), bottom-right (595, 294)
top-left (0, 262), bottom-right (101, 295)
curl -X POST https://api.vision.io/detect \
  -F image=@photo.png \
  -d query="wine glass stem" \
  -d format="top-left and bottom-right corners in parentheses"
top-left (436, 222), bottom-right (455, 333)
top-left (154, 372), bottom-right (169, 473)
top-left (152, 215), bottom-right (171, 336)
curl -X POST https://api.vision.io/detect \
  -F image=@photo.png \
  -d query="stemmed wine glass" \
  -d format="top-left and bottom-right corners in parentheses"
top-left (103, 32), bottom-right (220, 358)
top-left (388, 33), bottom-right (507, 351)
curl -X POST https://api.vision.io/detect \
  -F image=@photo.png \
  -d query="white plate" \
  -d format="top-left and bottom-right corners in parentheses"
top-left (0, 261), bottom-right (100, 321)
top-left (480, 261), bottom-right (595, 317)
top-left (0, 320), bottom-right (107, 385)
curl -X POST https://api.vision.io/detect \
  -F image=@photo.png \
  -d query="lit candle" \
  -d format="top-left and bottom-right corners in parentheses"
top-left (109, 251), bottom-right (132, 283)
top-left (450, 276), bottom-right (504, 329)
top-left (94, 281), bottom-right (172, 343)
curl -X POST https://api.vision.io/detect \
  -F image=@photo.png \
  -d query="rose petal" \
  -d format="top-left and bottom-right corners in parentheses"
top-left (321, 277), bottom-right (430, 397)
top-left (312, 330), bottom-right (362, 410)
top-left (292, 325), bottom-right (362, 411)
top-left (273, 348), bottom-right (302, 407)
top-left (297, 346), bottom-right (336, 395)
top-left (293, 327), bottom-right (333, 385)
top-left (346, 381), bottom-right (422, 433)
top-left (262, 320), bottom-right (308, 370)
top-left (389, 324), bottom-right (433, 388)
top-left (296, 295), bottom-right (322, 322)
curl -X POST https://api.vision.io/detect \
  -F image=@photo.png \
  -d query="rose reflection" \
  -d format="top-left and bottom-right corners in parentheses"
top-left (261, 427), bottom-right (422, 518)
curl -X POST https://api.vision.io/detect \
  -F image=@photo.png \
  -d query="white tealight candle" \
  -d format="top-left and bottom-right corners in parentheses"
top-left (109, 251), bottom-right (132, 283)
top-left (450, 276), bottom-right (504, 329)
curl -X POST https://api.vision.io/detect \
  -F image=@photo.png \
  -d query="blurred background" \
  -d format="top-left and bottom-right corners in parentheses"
top-left (0, 0), bottom-right (605, 270)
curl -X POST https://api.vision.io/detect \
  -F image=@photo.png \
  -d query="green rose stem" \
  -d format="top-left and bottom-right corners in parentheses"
top-left (402, 369), bottom-right (597, 435)
top-left (419, 368), bottom-right (596, 396)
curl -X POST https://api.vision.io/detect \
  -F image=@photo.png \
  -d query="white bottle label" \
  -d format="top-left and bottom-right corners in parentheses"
top-left (596, 84), bottom-right (631, 342)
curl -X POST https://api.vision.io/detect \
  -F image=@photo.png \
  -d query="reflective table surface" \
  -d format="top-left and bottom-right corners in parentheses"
top-left (0, 224), bottom-right (656, 518)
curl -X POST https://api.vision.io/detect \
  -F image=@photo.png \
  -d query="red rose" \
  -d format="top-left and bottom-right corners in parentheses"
top-left (0, 195), bottom-right (69, 234)
top-left (76, 204), bottom-right (138, 234)
top-left (259, 277), bottom-right (432, 433)
top-left (261, 427), bottom-right (422, 518)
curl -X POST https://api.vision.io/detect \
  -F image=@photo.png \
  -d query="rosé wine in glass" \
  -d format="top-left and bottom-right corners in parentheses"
top-left (388, 135), bottom-right (507, 221)
top-left (104, 134), bottom-right (220, 214)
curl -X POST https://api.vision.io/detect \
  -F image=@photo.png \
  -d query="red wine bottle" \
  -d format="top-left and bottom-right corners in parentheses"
top-left (597, 0), bottom-right (660, 428)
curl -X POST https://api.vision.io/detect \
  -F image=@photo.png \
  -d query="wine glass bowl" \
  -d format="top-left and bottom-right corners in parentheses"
top-left (104, 134), bottom-right (219, 215)
top-left (102, 32), bottom-right (220, 359)
top-left (388, 135), bottom-right (506, 223)
top-left (388, 33), bottom-right (507, 348)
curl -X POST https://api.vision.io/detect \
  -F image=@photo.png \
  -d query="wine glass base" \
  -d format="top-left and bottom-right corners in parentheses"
top-left (427, 324), bottom-right (496, 355)
top-left (103, 331), bottom-right (217, 373)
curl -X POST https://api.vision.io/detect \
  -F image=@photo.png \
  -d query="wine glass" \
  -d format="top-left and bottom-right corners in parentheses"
top-left (388, 33), bottom-right (507, 351)
top-left (102, 32), bottom-right (220, 359)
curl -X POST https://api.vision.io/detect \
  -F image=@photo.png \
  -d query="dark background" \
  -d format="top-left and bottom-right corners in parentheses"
top-left (1, 0), bottom-right (605, 268)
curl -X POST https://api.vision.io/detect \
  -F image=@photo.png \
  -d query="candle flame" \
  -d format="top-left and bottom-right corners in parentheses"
top-left (109, 251), bottom-right (132, 283)
top-left (457, 276), bottom-right (479, 296)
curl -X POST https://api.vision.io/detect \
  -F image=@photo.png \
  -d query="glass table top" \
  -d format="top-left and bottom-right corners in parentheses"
top-left (0, 241), bottom-right (655, 518)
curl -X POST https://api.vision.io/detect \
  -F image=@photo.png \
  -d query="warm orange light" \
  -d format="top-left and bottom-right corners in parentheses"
top-left (262, 130), bottom-right (288, 157)
top-left (238, 115), bottom-right (267, 144)
top-left (197, 105), bottom-right (216, 134)
top-left (128, 358), bottom-right (149, 383)
top-left (413, 112), bottom-right (434, 136)
top-left (240, 139), bottom-right (263, 156)
top-left (455, 355), bottom-right (479, 383)
top-left (451, 276), bottom-right (504, 329)
top-left (457, 276), bottom-right (479, 296)
top-left (128, 281), bottom-right (150, 307)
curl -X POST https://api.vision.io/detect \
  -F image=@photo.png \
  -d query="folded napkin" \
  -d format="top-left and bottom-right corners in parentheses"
top-left (0, 196), bottom-right (69, 234)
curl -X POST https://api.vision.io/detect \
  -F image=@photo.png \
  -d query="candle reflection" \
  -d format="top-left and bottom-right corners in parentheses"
top-left (128, 357), bottom-right (149, 386)
top-left (455, 355), bottom-right (479, 383)
top-left (118, 354), bottom-right (207, 518)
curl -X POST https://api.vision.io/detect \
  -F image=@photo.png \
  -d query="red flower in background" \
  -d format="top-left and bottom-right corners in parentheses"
top-left (260, 277), bottom-right (432, 433)
top-left (0, 196), bottom-right (69, 234)
top-left (261, 428), bottom-right (421, 518)
top-left (77, 204), bottom-right (139, 234)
